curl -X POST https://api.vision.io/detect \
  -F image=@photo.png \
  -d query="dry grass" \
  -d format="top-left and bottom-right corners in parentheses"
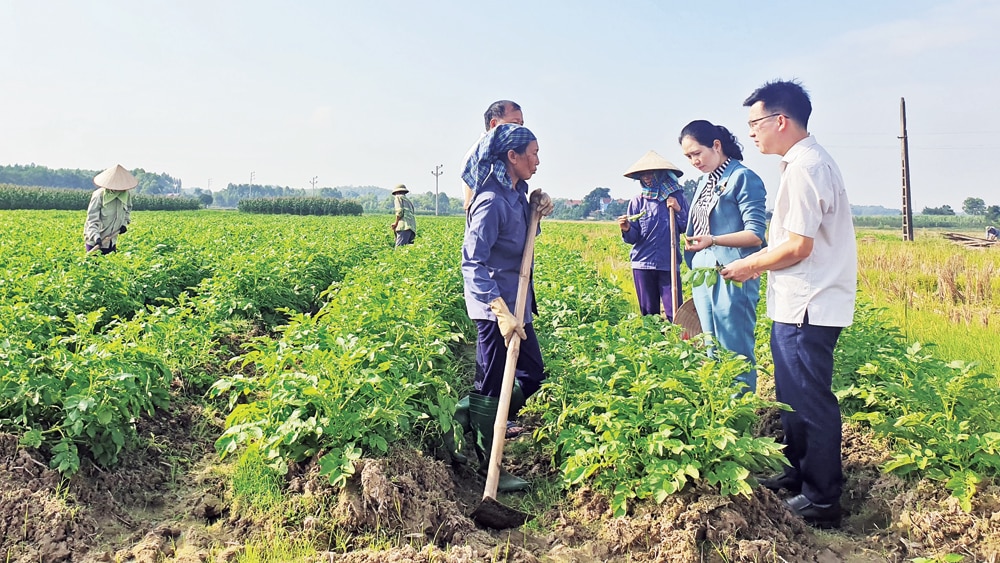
top-left (857, 228), bottom-right (1000, 372)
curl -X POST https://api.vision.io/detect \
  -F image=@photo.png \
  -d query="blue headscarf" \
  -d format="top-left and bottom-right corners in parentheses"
top-left (461, 123), bottom-right (537, 193)
top-left (638, 170), bottom-right (682, 202)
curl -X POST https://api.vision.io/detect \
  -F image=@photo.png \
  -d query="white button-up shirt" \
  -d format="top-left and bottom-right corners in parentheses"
top-left (766, 136), bottom-right (857, 327)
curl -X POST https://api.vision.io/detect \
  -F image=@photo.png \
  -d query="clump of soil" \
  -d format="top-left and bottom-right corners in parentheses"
top-left (0, 434), bottom-right (95, 562)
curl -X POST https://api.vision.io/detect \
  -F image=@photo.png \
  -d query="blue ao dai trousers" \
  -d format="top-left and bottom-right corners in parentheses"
top-left (690, 249), bottom-right (760, 392)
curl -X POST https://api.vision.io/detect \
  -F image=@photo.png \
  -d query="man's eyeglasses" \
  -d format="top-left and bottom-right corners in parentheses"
top-left (748, 113), bottom-right (781, 130)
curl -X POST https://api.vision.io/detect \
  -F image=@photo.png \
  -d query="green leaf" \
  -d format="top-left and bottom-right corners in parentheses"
top-left (96, 407), bottom-right (113, 425)
top-left (19, 429), bottom-right (43, 448)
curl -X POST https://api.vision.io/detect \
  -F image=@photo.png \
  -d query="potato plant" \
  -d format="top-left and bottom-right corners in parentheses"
top-left (1, 210), bottom-right (994, 514)
top-left (211, 225), bottom-right (471, 486)
top-left (528, 242), bottom-right (786, 515)
top-left (835, 309), bottom-right (1000, 511)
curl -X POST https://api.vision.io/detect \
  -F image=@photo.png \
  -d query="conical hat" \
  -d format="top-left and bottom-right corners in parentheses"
top-left (93, 165), bottom-right (138, 191)
top-left (623, 150), bottom-right (684, 179)
top-left (674, 298), bottom-right (702, 339)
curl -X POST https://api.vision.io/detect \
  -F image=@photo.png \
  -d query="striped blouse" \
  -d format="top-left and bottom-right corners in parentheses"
top-left (689, 158), bottom-right (731, 237)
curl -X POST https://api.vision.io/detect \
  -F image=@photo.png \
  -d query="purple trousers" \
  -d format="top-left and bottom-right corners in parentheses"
top-left (632, 268), bottom-right (682, 320)
top-left (395, 229), bottom-right (415, 246)
top-left (474, 319), bottom-right (545, 399)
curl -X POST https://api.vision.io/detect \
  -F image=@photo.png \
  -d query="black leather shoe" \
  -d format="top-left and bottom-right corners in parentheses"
top-left (785, 494), bottom-right (842, 528)
top-left (760, 471), bottom-right (802, 494)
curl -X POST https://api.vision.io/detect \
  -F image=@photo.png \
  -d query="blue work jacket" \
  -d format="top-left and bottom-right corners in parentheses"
top-left (621, 192), bottom-right (689, 271)
top-left (462, 175), bottom-right (538, 323)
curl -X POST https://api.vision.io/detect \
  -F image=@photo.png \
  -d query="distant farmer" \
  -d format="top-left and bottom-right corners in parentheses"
top-left (391, 184), bottom-right (416, 246)
top-left (83, 164), bottom-right (137, 254)
top-left (986, 226), bottom-right (998, 241)
top-left (462, 100), bottom-right (524, 212)
top-left (617, 150), bottom-right (689, 321)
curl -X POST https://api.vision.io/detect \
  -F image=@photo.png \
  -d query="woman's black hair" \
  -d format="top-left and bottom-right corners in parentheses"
top-left (679, 120), bottom-right (743, 161)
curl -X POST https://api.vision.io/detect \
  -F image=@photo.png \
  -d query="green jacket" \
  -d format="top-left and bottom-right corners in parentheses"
top-left (394, 195), bottom-right (416, 233)
top-left (83, 188), bottom-right (131, 246)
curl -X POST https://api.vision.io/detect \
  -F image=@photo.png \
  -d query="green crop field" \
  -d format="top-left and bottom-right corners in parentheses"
top-left (1, 210), bottom-right (998, 561)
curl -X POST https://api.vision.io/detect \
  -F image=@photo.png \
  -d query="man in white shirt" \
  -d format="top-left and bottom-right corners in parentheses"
top-left (722, 79), bottom-right (857, 529)
top-left (461, 100), bottom-right (524, 212)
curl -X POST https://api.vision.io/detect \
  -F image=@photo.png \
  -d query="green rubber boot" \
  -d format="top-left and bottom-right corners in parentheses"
top-left (454, 395), bottom-right (471, 435)
top-left (441, 425), bottom-right (468, 465)
top-left (469, 391), bottom-right (530, 493)
top-left (444, 396), bottom-right (471, 465)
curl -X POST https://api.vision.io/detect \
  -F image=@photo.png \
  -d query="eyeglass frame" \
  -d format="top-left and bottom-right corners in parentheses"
top-left (747, 113), bottom-right (782, 131)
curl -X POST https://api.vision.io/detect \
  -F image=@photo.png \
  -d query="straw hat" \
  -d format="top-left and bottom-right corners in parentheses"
top-left (623, 150), bottom-right (684, 179)
top-left (93, 165), bottom-right (138, 191)
top-left (392, 184), bottom-right (409, 195)
top-left (674, 299), bottom-right (702, 340)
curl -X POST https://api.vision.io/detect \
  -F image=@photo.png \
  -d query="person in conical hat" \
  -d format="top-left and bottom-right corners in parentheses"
top-left (390, 184), bottom-right (417, 246)
top-left (83, 164), bottom-right (137, 254)
top-left (617, 150), bottom-right (689, 320)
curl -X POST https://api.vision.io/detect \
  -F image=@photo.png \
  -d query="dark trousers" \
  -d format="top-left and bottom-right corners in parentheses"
top-left (84, 243), bottom-right (116, 255)
top-left (395, 229), bottom-right (415, 246)
top-left (474, 320), bottom-right (545, 400)
top-left (632, 268), bottom-right (681, 320)
top-left (771, 316), bottom-right (844, 505)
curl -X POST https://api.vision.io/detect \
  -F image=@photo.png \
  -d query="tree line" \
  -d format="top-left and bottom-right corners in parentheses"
top-left (9, 163), bottom-right (995, 222)
top-left (922, 197), bottom-right (1000, 221)
top-left (0, 164), bottom-right (181, 195)
top-left (0, 184), bottom-right (201, 211)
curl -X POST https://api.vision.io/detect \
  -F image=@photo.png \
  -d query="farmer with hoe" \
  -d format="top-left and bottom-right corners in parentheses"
top-left (617, 150), bottom-right (689, 320)
top-left (679, 120), bottom-right (767, 394)
top-left (461, 99), bottom-right (529, 440)
top-left (83, 164), bottom-right (137, 254)
top-left (390, 184), bottom-right (416, 246)
top-left (455, 123), bottom-right (553, 492)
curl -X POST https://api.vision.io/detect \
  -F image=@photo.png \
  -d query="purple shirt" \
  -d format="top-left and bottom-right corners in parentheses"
top-left (621, 193), bottom-right (689, 270)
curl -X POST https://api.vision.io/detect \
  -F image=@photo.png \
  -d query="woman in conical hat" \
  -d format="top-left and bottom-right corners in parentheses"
top-left (617, 150), bottom-right (689, 320)
top-left (83, 164), bottom-right (137, 254)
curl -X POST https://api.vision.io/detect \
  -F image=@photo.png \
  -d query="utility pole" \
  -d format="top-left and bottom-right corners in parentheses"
top-left (431, 164), bottom-right (443, 215)
top-left (310, 176), bottom-right (318, 191)
top-left (250, 171), bottom-right (255, 184)
top-left (899, 97), bottom-right (914, 241)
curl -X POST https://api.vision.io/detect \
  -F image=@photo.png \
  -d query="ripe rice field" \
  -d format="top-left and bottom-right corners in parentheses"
top-left (0, 209), bottom-right (998, 562)
top-left (855, 228), bottom-right (1000, 375)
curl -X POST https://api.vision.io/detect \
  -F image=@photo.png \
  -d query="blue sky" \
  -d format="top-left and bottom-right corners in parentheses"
top-left (2, 0), bottom-right (997, 210)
